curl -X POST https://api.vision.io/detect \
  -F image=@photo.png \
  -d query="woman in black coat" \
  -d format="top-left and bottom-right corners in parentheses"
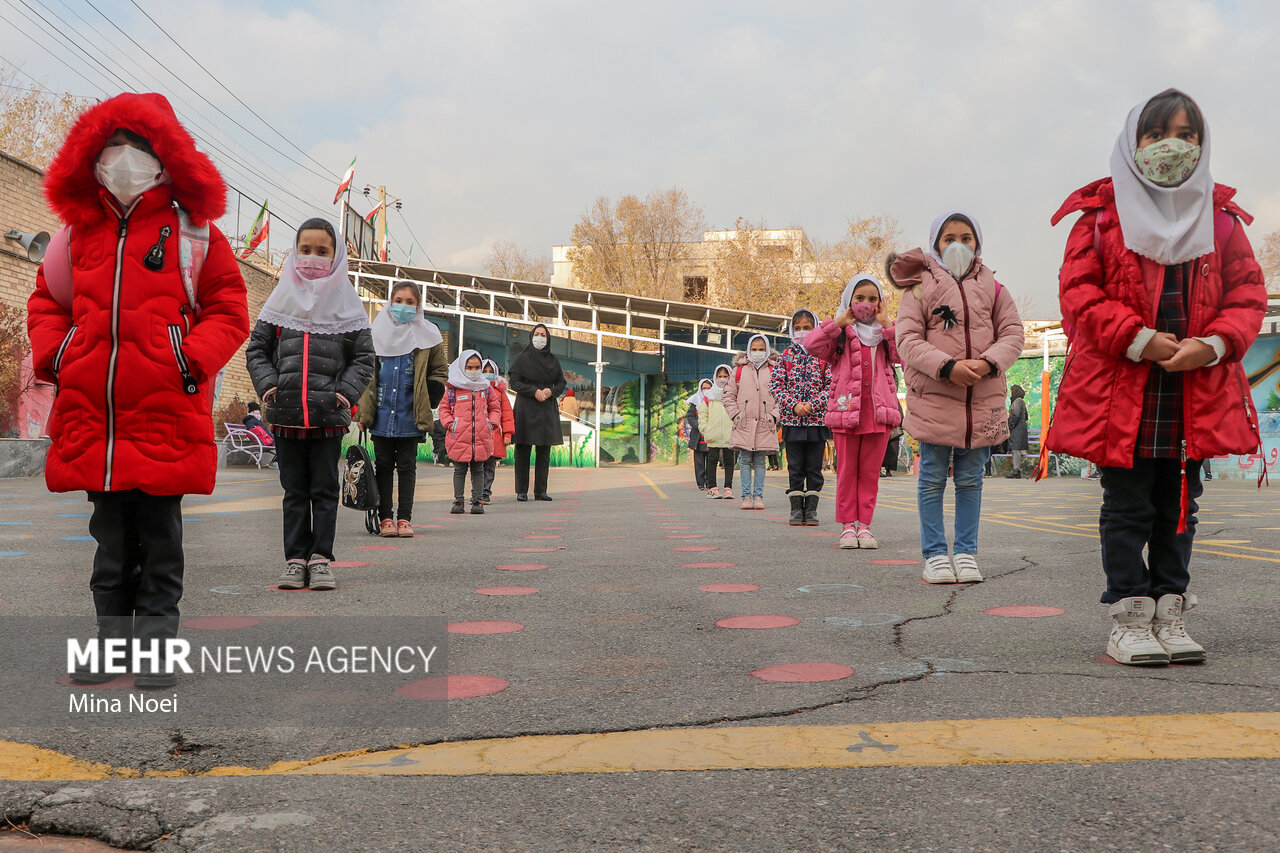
top-left (508, 324), bottom-right (566, 500)
top-left (1006, 384), bottom-right (1030, 479)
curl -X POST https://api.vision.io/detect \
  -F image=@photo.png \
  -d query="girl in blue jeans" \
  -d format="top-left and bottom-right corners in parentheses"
top-left (723, 334), bottom-right (780, 510)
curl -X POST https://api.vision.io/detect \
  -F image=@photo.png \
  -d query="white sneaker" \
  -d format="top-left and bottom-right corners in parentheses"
top-left (839, 522), bottom-right (860, 550)
top-left (1107, 597), bottom-right (1169, 665)
top-left (952, 553), bottom-right (982, 583)
top-left (856, 527), bottom-right (878, 549)
top-left (922, 555), bottom-right (957, 584)
top-left (1152, 593), bottom-right (1206, 663)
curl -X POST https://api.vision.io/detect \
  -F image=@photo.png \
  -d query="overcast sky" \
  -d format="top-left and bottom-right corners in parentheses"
top-left (3, 0), bottom-right (1277, 316)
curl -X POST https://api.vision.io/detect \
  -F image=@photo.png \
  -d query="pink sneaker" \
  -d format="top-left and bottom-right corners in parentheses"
top-left (397, 519), bottom-right (415, 538)
top-left (379, 518), bottom-right (396, 538)
top-left (707, 487), bottom-right (720, 499)
top-left (752, 496), bottom-right (765, 510)
top-left (856, 527), bottom-right (878, 549)
top-left (839, 522), bottom-right (860, 550)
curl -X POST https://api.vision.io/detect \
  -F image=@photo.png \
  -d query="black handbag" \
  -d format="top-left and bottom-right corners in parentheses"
top-left (341, 429), bottom-right (381, 534)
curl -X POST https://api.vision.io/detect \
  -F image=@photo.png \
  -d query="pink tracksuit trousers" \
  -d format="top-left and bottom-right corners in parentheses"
top-left (834, 429), bottom-right (890, 525)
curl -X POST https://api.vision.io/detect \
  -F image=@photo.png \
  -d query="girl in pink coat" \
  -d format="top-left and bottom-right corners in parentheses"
top-left (805, 275), bottom-right (902, 549)
top-left (439, 349), bottom-right (502, 515)
top-left (889, 212), bottom-right (1025, 584)
top-left (723, 334), bottom-right (780, 510)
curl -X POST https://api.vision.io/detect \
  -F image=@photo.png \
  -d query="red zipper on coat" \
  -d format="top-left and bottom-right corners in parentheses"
top-left (955, 278), bottom-right (974, 448)
top-left (301, 332), bottom-right (311, 429)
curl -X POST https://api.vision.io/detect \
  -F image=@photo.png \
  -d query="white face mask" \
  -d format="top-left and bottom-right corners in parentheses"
top-left (792, 330), bottom-right (809, 345)
top-left (748, 349), bottom-right (768, 365)
top-left (716, 377), bottom-right (728, 387)
top-left (942, 241), bottom-right (975, 280)
top-left (95, 145), bottom-right (165, 206)
top-left (531, 335), bottom-right (547, 350)
top-left (465, 369), bottom-right (483, 381)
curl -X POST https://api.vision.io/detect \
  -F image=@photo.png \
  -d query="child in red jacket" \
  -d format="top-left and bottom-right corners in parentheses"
top-left (480, 358), bottom-right (515, 504)
top-left (1049, 89), bottom-right (1266, 666)
top-left (439, 349), bottom-right (502, 514)
top-left (26, 93), bottom-right (249, 688)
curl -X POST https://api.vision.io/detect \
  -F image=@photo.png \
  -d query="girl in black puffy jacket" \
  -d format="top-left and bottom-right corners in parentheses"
top-left (245, 218), bottom-right (375, 591)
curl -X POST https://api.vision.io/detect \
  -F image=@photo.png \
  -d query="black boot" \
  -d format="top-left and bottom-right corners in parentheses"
top-left (450, 499), bottom-right (466, 514)
top-left (470, 500), bottom-right (485, 514)
top-left (803, 493), bottom-right (820, 526)
top-left (788, 493), bottom-right (805, 526)
top-left (516, 493), bottom-right (528, 502)
top-left (534, 493), bottom-right (553, 501)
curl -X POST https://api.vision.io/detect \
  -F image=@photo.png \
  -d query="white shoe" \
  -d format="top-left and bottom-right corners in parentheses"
top-left (952, 553), bottom-right (982, 583)
top-left (839, 522), bottom-right (860, 550)
top-left (922, 555), bottom-right (957, 584)
top-left (856, 527), bottom-right (878, 549)
top-left (1152, 593), bottom-right (1206, 663)
top-left (1107, 597), bottom-right (1169, 665)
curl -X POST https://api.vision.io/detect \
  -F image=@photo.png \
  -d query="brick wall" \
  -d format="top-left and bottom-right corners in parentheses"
top-left (0, 149), bottom-right (278, 436)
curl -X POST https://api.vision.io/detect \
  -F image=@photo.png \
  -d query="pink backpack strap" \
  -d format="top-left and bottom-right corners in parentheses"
top-left (1213, 210), bottom-right (1236, 249)
top-left (41, 226), bottom-right (73, 311)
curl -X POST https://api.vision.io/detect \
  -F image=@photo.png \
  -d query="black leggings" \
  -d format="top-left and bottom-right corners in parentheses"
top-left (705, 447), bottom-right (736, 489)
top-left (515, 444), bottom-right (551, 495)
top-left (275, 436), bottom-right (342, 562)
top-left (454, 460), bottom-right (486, 502)
top-left (88, 490), bottom-right (184, 641)
top-left (372, 435), bottom-right (418, 521)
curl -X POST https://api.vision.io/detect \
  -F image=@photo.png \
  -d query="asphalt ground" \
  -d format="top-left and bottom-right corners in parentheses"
top-left (0, 460), bottom-right (1278, 851)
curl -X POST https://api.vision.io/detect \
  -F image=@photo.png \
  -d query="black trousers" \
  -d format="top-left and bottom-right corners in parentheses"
top-left (705, 447), bottom-right (736, 489)
top-left (483, 456), bottom-right (499, 497)
top-left (454, 459), bottom-right (486, 501)
top-left (785, 440), bottom-right (825, 493)
top-left (692, 448), bottom-right (708, 488)
top-left (883, 436), bottom-right (901, 472)
top-left (88, 490), bottom-right (184, 641)
top-left (275, 436), bottom-right (343, 562)
top-left (373, 435), bottom-right (418, 522)
top-left (1098, 457), bottom-right (1203, 604)
top-left (514, 444), bottom-right (550, 495)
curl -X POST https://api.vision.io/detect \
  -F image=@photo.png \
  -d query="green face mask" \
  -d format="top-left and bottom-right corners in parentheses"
top-left (1134, 138), bottom-right (1201, 187)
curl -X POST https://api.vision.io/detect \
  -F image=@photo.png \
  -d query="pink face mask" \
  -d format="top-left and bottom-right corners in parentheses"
top-left (851, 302), bottom-right (878, 323)
top-left (295, 254), bottom-right (332, 281)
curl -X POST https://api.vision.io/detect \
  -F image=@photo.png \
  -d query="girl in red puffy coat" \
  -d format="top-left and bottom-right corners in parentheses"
top-left (1048, 89), bottom-right (1266, 666)
top-left (439, 349), bottom-right (502, 514)
top-left (480, 358), bottom-right (515, 504)
top-left (27, 93), bottom-right (250, 688)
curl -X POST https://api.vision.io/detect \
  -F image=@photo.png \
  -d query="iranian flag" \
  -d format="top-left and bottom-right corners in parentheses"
top-left (364, 202), bottom-right (383, 224)
top-left (332, 157), bottom-right (356, 205)
top-left (239, 200), bottom-right (268, 259)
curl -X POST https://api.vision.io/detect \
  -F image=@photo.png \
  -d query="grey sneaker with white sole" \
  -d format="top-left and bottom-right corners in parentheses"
top-left (308, 556), bottom-right (336, 591)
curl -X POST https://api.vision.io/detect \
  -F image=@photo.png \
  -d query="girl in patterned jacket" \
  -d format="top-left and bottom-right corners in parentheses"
top-left (769, 309), bottom-right (833, 526)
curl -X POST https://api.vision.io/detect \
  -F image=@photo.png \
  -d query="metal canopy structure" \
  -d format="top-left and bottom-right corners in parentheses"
top-left (349, 259), bottom-right (791, 354)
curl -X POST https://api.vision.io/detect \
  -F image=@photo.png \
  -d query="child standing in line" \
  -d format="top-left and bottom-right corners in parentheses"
top-left (1048, 89), bottom-right (1265, 665)
top-left (698, 365), bottom-right (736, 498)
top-left (27, 93), bottom-right (250, 687)
top-left (480, 358), bottom-right (514, 504)
top-left (805, 277), bottom-right (901, 548)
top-left (246, 218), bottom-right (375, 592)
top-left (890, 212), bottom-right (1025, 582)
top-left (356, 281), bottom-right (449, 537)
top-left (439, 349), bottom-right (502, 514)
top-left (724, 334), bottom-right (779, 510)
top-left (770, 309), bottom-right (832, 526)
top-left (685, 379), bottom-right (714, 491)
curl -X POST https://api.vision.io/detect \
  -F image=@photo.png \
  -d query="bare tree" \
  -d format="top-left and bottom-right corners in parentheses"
top-left (568, 188), bottom-right (706, 299)
top-left (484, 239), bottom-right (551, 282)
top-left (810, 216), bottom-right (905, 316)
top-left (0, 65), bottom-right (91, 168)
top-left (709, 218), bottom-right (813, 314)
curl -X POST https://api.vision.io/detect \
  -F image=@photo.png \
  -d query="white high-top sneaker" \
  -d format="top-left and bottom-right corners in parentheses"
top-left (1107, 597), bottom-right (1169, 665)
top-left (922, 555), bottom-right (957, 584)
top-left (1152, 593), bottom-right (1206, 663)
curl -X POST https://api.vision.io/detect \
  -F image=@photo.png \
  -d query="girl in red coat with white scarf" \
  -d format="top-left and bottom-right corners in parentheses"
top-left (27, 93), bottom-right (249, 688)
top-left (1048, 89), bottom-right (1266, 666)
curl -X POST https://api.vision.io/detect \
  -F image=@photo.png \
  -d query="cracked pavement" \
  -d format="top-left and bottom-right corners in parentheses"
top-left (1, 464), bottom-right (1278, 850)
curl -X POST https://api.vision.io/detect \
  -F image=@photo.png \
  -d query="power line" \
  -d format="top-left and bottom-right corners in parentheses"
top-left (126, 0), bottom-right (337, 180)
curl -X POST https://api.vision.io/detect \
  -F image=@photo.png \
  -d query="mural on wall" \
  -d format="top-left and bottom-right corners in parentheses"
top-left (1222, 333), bottom-right (1280, 478)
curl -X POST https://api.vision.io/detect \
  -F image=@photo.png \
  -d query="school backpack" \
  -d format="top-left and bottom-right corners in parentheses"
top-left (341, 429), bottom-right (381, 534)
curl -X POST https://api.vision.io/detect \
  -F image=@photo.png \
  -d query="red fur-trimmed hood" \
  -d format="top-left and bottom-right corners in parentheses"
top-left (44, 92), bottom-right (225, 227)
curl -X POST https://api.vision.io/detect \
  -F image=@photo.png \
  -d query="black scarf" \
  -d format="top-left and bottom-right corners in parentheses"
top-left (508, 324), bottom-right (563, 386)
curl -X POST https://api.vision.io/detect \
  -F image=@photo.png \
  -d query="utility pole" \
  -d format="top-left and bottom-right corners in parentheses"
top-left (362, 185), bottom-right (403, 263)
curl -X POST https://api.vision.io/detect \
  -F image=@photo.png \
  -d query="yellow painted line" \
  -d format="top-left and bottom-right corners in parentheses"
top-left (636, 472), bottom-right (668, 499)
top-left (5, 713), bottom-right (1278, 781)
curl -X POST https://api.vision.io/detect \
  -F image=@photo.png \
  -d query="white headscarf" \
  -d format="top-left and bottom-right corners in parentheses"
top-left (928, 210), bottom-right (984, 267)
top-left (369, 285), bottom-right (444, 357)
top-left (686, 379), bottom-right (715, 407)
top-left (743, 333), bottom-right (773, 370)
top-left (712, 362), bottom-right (733, 392)
top-left (840, 274), bottom-right (885, 348)
top-left (258, 221), bottom-right (370, 335)
top-left (448, 348), bottom-right (491, 392)
top-left (789, 308), bottom-right (818, 350)
top-left (482, 358), bottom-right (507, 390)
top-left (1109, 93), bottom-right (1214, 265)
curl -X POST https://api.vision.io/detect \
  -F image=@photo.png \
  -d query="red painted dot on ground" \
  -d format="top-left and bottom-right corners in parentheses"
top-left (330, 560), bottom-right (371, 568)
top-left (985, 605), bottom-right (1066, 618)
top-left (523, 534), bottom-right (563, 540)
top-left (476, 586), bottom-right (538, 596)
top-left (682, 561), bottom-right (739, 569)
top-left (660, 524), bottom-right (694, 529)
top-left (806, 531), bottom-right (838, 537)
top-left (675, 545), bottom-right (719, 552)
top-left (700, 583), bottom-right (760, 593)
top-left (397, 674), bottom-right (509, 700)
top-left (447, 620), bottom-right (525, 634)
top-left (182, 615), bottom-right (263, 631)
top-left (534, 526), bottom-right (567, 530)
top-left (267, 584), bottom-right (317, 592)
top-left (514, 547), bottom-right (557, 553)
top-left (57, 673), bottom-right (134, 689)
top-left (357, 544), bottom-right (399, 551)
top-left (716, 614), bottom-right (801, 629)
top-left (667, 534), bottom-right (706, 539)
top-left (496, 563), bottom-right (549, 572)
top-left (869, 559), bottom-right (922, 565)
top-left (413, 524), bottom-right (443, 529)
top-left (750, 662), bottom-right (856, 683)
